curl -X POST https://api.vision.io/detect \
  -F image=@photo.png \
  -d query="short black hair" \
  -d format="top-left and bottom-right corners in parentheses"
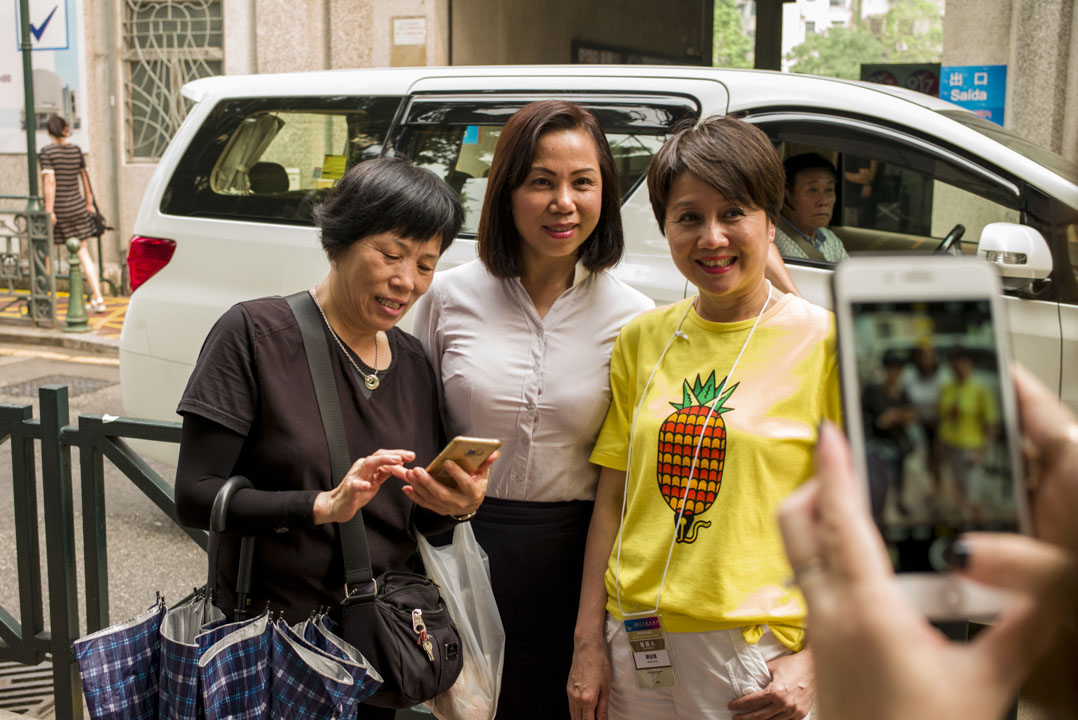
top-left (314, 157), bottom-right (463, 263)
top-left (783, 153), bottom-right (837, 190)
top-left (46, 114), bottom-right (67, 139)
top-left (477, 100), bottom-right (623, 278)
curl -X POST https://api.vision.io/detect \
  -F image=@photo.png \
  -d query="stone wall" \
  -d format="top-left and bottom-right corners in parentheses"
top-left (943, 0), bottom-right (1077, 163)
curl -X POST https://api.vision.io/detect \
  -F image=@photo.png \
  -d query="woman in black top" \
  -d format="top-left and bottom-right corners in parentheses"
top-left (39, 114), bottom-right (107, 313)
top-left (174, 158), bottom-right (492, 717)
top-left (863, 351), bottom-right (917, 519)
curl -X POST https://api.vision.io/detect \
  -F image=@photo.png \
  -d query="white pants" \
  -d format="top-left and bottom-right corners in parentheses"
top-left (605, 614), bottom-right (804, 720)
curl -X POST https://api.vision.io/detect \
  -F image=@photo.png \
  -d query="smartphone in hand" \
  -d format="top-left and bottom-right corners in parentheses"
top-left (832, 256), bottom-right (1030, 620)
top-left (425, 436), bottom-right (501, 488)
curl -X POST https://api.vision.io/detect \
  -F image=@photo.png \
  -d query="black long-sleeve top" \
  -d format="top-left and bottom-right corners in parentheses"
top-left (175, 296), bottom-right (453, 623)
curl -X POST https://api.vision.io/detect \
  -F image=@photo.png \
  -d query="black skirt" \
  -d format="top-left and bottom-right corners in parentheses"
top-left (471, 496), bottom-right (594, 720)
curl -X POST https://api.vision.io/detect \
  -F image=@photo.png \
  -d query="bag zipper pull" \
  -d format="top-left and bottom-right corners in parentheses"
top-left (413, 609), bottom-right (434, 663)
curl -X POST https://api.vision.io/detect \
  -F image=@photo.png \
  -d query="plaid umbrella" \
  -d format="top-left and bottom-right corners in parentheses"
top-left (270, 620), bottom-right (360, 718)
top-left (75, 477), bottom-right (381, 719)
top-left (198, 610), bottom-right (272, 720)
top-left (74, 598), bottom-right (166, 720)
top-left (159, 592), bottom-right (227, 720)
top-left (301, 613), bottom-right (383, 701)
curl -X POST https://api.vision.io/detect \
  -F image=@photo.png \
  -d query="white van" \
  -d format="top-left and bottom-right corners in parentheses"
top-left (121, 65), bottom-right (1078, 448)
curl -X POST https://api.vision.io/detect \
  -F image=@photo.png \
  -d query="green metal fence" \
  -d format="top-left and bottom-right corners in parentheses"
top-left (0, 385), bottom-right (189, 717)
top-left (0, 197), bottom-right (55, 328)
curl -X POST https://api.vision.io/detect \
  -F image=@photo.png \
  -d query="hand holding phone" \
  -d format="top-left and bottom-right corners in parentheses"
top-left (425, 436), bottom-right (501, 488)
top-left (832, 256), bottom-right (1030, 619)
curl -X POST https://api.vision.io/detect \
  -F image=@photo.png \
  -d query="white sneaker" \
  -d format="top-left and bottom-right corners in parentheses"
top-left (89, 298), bottom-right (107, 313)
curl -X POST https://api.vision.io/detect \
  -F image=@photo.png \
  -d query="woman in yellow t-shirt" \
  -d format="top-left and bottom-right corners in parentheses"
top-left (568, 117), bottom-right (841, 720)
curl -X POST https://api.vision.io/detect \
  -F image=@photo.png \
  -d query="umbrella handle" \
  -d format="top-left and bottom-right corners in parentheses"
top-left (210, 475), bottom-right (253, 532)
top-left (207, 476), bottom-right (255, 621)
top-left (235, 537), bottom-right (255, 621)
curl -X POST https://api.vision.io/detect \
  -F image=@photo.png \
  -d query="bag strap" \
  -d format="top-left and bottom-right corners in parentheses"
top-left (286, 291), bottom-right (375, 593)
top-left (78, 147), bottom-right (106, 227)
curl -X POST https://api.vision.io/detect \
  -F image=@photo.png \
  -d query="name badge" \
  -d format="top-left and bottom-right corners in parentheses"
top-left (623, 615), bottom-right (675, 689)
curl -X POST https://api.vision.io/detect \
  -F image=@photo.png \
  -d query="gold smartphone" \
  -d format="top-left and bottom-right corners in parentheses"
top-left (425, 436), bottom-right (501, 487)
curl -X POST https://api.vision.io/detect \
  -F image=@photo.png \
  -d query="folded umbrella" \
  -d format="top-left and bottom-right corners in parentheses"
top-left (300, 612), bottom-right (383, 702)
top-left (270, 619), bottom-right (360, 718)
top-left (159, 591), bottom-right (226, 720)
top-left (74, 597), bottom-right (166, 720)
top-left (198, 610), bottom-right (272, 720)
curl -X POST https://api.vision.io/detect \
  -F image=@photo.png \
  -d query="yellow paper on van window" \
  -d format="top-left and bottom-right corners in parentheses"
top-left (321, 155), bottom-right (346, 180)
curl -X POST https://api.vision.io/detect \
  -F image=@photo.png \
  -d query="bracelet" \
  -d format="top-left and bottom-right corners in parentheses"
top-left (450, 510), bottom-right (477, 522)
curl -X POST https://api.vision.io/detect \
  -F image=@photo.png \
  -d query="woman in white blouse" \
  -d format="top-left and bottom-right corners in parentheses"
top-left (413, 100), bottom-right (653, 719)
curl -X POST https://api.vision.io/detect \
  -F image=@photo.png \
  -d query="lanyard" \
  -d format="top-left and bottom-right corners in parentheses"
top-left (615, 282), bottom-right (773, 617)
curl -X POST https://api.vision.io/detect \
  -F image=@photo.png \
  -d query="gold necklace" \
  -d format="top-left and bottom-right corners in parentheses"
top-left (310, 286), bottom-right (381, 390)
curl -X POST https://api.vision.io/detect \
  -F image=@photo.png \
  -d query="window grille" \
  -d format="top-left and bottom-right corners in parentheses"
top-left (122, 0), bottom-right (223, 161)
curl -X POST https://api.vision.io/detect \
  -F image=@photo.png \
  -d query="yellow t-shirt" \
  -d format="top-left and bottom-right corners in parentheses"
top-left (590, 295), bottom-right (841, 651)
top-left (939, 379), bottom-right (998, 450)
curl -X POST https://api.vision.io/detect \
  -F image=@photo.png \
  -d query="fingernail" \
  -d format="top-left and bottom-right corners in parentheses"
top-left (942, 537), bottom-right (970, 569)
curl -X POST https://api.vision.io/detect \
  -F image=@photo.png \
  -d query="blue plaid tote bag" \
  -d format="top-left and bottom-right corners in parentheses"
top-left (74, 598), bottom-right (166, 720)
top-left (269, 620), bottom-right (360, 719)
top-left (198, 610), bottom-right (271, 720)
top-left (159, 593), bottom-right (227, 720)
top-left (301, 614), bottom-right (383, 701)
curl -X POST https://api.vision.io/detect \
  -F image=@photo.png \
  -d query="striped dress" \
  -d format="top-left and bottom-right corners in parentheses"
top-left (40, 143), bottom-right (96, 242)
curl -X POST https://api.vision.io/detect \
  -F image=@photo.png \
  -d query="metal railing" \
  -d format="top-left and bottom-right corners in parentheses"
top-left (0, 385), bottom-right (191, 716)
top-left (0, 197), bottom-right (55, 328)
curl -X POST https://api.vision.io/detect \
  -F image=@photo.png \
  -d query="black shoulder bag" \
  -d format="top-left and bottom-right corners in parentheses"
top-left (79, 149), bottom-right (111, 238)
top-left (286, 291), bottom-right (463, 709)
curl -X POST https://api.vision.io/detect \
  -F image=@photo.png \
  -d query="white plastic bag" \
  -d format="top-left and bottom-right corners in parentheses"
top-left (418, 522), bottom-right (505, 720)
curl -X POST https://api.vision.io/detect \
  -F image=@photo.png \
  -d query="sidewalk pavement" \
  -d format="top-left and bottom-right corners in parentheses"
top-left (0, 290), bottom-right (124, 356)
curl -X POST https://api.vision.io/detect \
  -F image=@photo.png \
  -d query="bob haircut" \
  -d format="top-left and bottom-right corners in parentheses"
top-left (315, 157), bottom-right (463, 263)
top-left (647, 116), bottom-right (785, 233)
top-left (46, 114), bottom-right (68, 139)
top-left (783, 152), bottom-right (837, 189)
top-left (477, 100), bottom-right (623, 278)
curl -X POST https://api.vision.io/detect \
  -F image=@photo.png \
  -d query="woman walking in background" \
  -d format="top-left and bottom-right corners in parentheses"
top-left (40, 114), bottom-right (107, 313)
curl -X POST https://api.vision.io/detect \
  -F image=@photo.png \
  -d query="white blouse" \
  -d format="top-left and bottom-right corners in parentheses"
top-left (413, 259), bottom-right (653, 502)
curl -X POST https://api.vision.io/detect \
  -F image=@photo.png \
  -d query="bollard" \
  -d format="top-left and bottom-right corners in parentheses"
top-left (63, 238), bottom-right (91, 333)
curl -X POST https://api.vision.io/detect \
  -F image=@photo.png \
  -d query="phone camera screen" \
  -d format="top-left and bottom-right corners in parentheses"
top-left (850, 299), bottom-right (1018, 574)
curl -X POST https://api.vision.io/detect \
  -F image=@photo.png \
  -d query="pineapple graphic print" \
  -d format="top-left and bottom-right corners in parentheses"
top-left (657, 371), bottom-right (738, 544)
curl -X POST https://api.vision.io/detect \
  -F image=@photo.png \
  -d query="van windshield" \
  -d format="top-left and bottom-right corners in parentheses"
top-left (394, 96), bottom-right (698, 234)
top-left (938, 109), bottom-right (1078, 184)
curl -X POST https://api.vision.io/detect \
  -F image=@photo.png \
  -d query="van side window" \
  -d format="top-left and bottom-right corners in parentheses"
top-left (837, 154), bottom-right (1020, 246)
top-left (161, 96), bottom-right (402, 224)
top-left (760, 117), bottom-right (1021, 264)
top-left (393, 97), bottom-right (697, 235)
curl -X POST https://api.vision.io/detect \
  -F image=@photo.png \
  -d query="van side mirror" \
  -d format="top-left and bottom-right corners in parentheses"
top-left (977, 222), bottom-right (1053, 291)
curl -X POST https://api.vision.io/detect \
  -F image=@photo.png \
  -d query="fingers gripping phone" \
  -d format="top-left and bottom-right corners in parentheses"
top-left (425, 436), bottom-right (501, 488)
top-left (833, 256), bottom-right (1030, 619)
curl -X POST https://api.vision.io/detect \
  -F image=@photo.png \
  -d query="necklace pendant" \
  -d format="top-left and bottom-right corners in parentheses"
top-left (365, 374), bottom-right (380, 391)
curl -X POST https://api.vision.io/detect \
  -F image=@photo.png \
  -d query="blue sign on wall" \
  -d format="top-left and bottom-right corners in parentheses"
top-left (940, 65), bottom-right (1006, 126)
